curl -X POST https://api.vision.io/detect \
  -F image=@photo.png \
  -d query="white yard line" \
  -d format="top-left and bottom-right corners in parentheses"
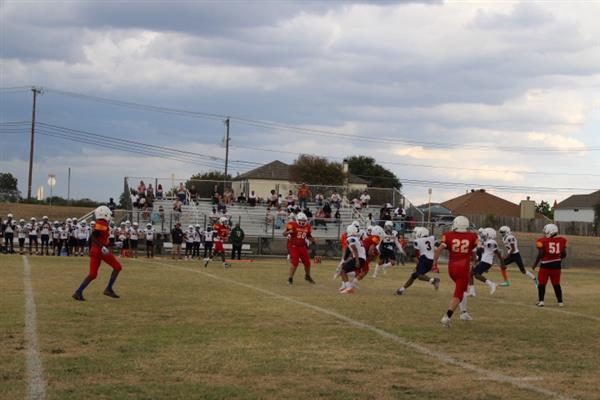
top-left (143, 260), bottom-right (572, 400)
top-left (22, 256), bottom-right (46, 400)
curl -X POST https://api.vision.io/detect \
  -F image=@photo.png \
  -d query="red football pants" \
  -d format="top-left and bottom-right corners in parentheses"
top-left (289, 245), bottom-right (310, 268)
top-left (538, 268), bottom-right (561, 286)
top-left (448, 265), bottom-right (469, 301)
top-left (88, 252), bottom-right (123, 280)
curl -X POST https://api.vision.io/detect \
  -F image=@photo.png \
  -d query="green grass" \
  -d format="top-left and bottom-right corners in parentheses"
top-left (2, 255), bottom-right (600, 399)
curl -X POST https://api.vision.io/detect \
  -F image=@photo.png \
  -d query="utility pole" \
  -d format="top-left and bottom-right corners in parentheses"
top-left (224, 118), bottom-right (230, 189)
top-left (27, 87), bottom-right (42, 200)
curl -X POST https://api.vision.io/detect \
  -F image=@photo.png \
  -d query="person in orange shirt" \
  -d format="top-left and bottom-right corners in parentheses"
top-left (297, 183), bottom-right (310, 210)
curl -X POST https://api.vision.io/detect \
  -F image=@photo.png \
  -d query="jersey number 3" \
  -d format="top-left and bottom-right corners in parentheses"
top-left (451, 239), bottom-right (470, 253)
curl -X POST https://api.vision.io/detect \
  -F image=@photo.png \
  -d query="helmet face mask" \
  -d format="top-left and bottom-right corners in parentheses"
top-left (296, 212), bottom-right (308, 227)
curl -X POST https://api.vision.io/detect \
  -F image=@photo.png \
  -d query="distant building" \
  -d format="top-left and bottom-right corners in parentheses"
top-left (441, 189), bottom-right (546, 219)
top-left (231, 160), bottom-right (368, 199)
top-left (554, 190), bottom-right (600, 223)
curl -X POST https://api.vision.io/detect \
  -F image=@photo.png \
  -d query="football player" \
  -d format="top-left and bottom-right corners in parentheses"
top-left (204, 217), bottom-right (231, 268)
top-left (338, 224), bottom-right (367, 294)
top-left (283, 212), bottom-right (316, 285)
top-left (51, 221), bottom-right (60, 255)
top-left (531, 224), bottom-right (567, 307)
top-left (17, 219), bottom-right (27, 254)
top-left (144, 223), bottom-right (156, 258)
top-left (58, 221), bottom-right (70, 256)
top-left (28, 217), bottom-right (38, 255)
top-left (1, 213), bottom-right (16, 253)
top-left (193, 224), bottom-right (202, 259)
top-left (396, 227), bottom-right (440, 295)
top-left (40, 216), bottom-right (51, 256)
top-left (471, 228), bottom-right (504, 295)
top-left (129, 222), bottom-right (140, 258)
top-left (185, 225), bottom-right (195, 259)
top-left (72, 206), bottom-right (123, 301)
top-left (373, 221), bottom-right (405, 278)
top-left (434, 216), bottom-right (478, 327)
top-left (499, 226), bottom-right (538, 286)
top-left (202, 226), bottom-right (214, 260)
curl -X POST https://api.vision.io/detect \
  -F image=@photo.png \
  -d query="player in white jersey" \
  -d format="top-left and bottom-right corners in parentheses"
top-left (499, 226), bottom-right (538, 286)
top-left (373, 221), bottom-right (405, 277)
top-left (144, 223), bottom-right (156, 258)
top-left (108, 222), bottom-right (116, 249)
top-left (17, 219), bottom-right (27, 254)
top-left (471, 228), bottom-right (504, 295)
top-left (396, 227), bottom-right (440, 295)
top-left (2, 213), bottom-right (17, 253)
top-left (39, 216), bottom-right (51, 255)
top-left (202, 226), bottom-right (214, 259)
top-left (184, 225), bottom-right (195, 259)
top-left (76, 221), bottom-right (90, 256)
top-left (58, 221), bottom-right (70, 256)
top-left (129, 222), bottom-right (140, 258)
top-left (338, 224), bottom-right (368, 294)
top-left (193, 224), bottom-right (202, 259)
top-left (51, 221), bottom-right (60, 255)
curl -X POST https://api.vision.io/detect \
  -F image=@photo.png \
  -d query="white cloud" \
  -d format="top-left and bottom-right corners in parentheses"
top-left (527, 132), bottom-right (586, 151)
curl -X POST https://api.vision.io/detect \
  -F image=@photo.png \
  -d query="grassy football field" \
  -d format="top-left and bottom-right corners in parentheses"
top-left (2, 255), bottom-right (600, 400)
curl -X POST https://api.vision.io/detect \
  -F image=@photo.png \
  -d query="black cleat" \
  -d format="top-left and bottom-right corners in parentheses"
top-left (72, 291), bottom-right (85, 301)
top-left (288, 277), bottom-right (293, 285)
top-left (305, 275), bottom-right (315, 284)
top-left (432, 277), bottom-right (441, 291)
top-left (103, 289), bottom-right (120, 298)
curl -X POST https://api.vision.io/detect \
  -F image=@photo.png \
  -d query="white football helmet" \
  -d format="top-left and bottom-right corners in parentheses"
top-left (66, 218), bottom-right (72, 224)
top-left (94, 206), bottom-right (112, 221)
top-left (296, 212), bottom-right (308, 226)
top-left (346, 224), bottom-right (359, 237)
top-left (7, 213), bottom-right (13, 218)
top-left (42, 216), bottom-right (48, 220)
top-left (384, 220), bottom-right (394, 231)
top-left (414, 227), bottom-right (430, 238)
top-left (366, 226), bottom-right (373, 235)
top-left (125, 220), bottom-right (131, 226)
top-left (188, 225), bottom-right (194, 230)
top-left (30, 217), bottom-right (36, 222)
top-left (19, 218), bottom-right (25, 224)
top-left (543, 224), bottom-right (559, 238)
top-left (219, 216), bottom-right (229, 225)
top-left (371, 226), bottom-right (385, 239)
top-left (133, 222), bottom-right (139, 227)
top-left (147, 223), bottom-right (152, 228)
top-left (484, 227), bottom-right (497, 240)
top-left (452, 216), bottom-right (469, 232)
top-left (80, 221), bottom-right (87, 226)
top-left (477, 227), bottom-right (485, 237)
top-left (352, 220), bottom-right (361, 229)
top-left (499, 226), bottom-right (511, 237)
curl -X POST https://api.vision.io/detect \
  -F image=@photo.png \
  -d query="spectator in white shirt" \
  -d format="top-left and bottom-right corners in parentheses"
top-left (360, 191), bottom-right (371, 208)
top-left (330, 190), bottom-right (341, 210)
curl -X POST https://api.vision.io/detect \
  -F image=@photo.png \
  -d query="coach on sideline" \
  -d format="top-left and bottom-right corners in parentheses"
top-left (230, 223), bottom-right (245, 260)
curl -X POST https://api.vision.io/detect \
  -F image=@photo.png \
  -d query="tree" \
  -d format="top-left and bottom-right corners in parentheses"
top-left (186, 171), bottom-right (231, 198)
top-left (536, 200), bottom-right (554, 219)
top-left (289, 155), bottom-right (344, 185)
top-left (0, 172), bottom-right (18, 191)
top-left (345, 156), bottom-right (401, 188)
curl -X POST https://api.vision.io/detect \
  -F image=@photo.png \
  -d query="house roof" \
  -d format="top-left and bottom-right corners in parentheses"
top-left (555, 190), bottom-right (600, 209)
top-left (441, 189), bottom-right (545, 219)
top-left (415, 203), bottom-right (453, 217)
top-left (232, 160), bottom-right (368, 184)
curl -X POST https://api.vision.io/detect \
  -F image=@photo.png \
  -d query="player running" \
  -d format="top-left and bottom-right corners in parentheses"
top-left (434, 216), bottom-right (478, 327)
top-left (284, 212), bottom-right (316, 285)
top-left (373, 220), bottom-right (405, 277)
top-left (338, 224), bottom-right (368, 294)
top-left (395, 227), bottom-right (440, 295)
top-left (72, 206), bottom-right (123, 301)
top-left (531, 224), bottom-right (567, 307)
top-left (471, 228), bottom-right (503, 295)
top-left (204, 217), bottom-right (231, 268)
top-left (499, 226), bottom-right (538, 286)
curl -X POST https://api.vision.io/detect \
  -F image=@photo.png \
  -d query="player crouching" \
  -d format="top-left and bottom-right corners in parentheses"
top-left (72, 206), bottom-right (123, 301)
top-left (284, 212), bottom-right (316, 285)
top-left (396, 227), bottom-right (440, 295)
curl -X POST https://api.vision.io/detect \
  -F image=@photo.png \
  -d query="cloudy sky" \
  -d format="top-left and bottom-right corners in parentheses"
top-left (1, 0), bottom-right (599, 206)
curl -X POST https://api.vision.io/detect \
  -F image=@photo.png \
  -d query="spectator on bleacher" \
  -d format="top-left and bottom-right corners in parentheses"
top-left (323, 201), bottom-right (332, 216)
top-left (379, 205), bottom-right (392, 222)
top-left (173, 198), bottom-right (183, 222)
top-left (217, 201), bottom-right (227, 213)
top-left (304, 207), bottom-right (313, 219)
top-left (314, 208), bottom-right (327, 229)
top-left (171, 223), bottom-right (183, 260)
top-left (367, 212), bottom-right (375, 227)
top-left (334, 209), bottom-right (341, 223)
top-left (268, 190), bottom-right (278, 207)
top-left (223, 188), bottom-right (234, 205)
top-left (297, 183), bottom-right (310, 210)
top-left (352, 198), bottom-right (362, 211)
top-left (138, 180), bottom-right (147, 198)
top-left (275, 207), bottom-right (286, 229)
top-left (360, 191), bottom-right (371, 208)
top-left (107, 197), bottom-right (117, 213)
top-left (146, 187), bottom-right (154, 208)
top-left (237, 192), bottom-right (247, 203)
top-left (156, 184), bottom-right (164, 199)
top-left (209, 207), bottom-right (219, 225)
top-left (393, 207), bottom-right (406, 220)
top-left (158, 205), bottom-right (165, 222)
top-left (330, 190), bottom-right (341, 210)
top-left (315, 192), bottom-right (324, 207)
top-left (211, 184), bottom-right (220, 204)
top-left (176, 183), bottom-right (188, 204)
top-left (230, 223), bottom-right (245, 260)
top-left (189, 184), bottom-right (198, 203)
top-left (285, 190), bottom-right (296, 207)
top-left (248, 190), bottom-right (257, 207)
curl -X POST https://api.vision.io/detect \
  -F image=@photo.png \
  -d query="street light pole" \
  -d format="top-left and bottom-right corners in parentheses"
top-left (427, 188), bottom-right (432, 230)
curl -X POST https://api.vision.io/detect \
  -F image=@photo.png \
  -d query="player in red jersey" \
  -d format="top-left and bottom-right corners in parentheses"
top-left (360, 225), bottom-right (382, 279)
top-left (72, 206), bottom-right (123, 301)
top-left (434, 216), bottom-right (478, 327)
top-left (284, 212), bottom-right (316, 285)
top-left (531, 224), bottom-right (567, 307)
top-left (205, 216), bottom-right (231, 268)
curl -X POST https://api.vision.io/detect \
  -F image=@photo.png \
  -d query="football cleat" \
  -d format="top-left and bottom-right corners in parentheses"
top-left (395, 288), bottom-right (405, 296)
top-left (432, 277), bottom-right (440, 291)
top-left (441, 315), bottom-right (452, 328)
top-left (72, 291), bottom-right (85, 301)
top-left (536, 301), bottom-right (544, 307)
top-left (223, 262), bottom-right (231, 269)
top-left (288, 277), bottom-right (293, 285)
top-left (489, 282), bottom-right (497, 295)
top-left (304, 275), bottom-right (315, 284)
top-left (558, 302), bottom-right (564, 307)
top-left (204, 259), bottom-right (209, 268)
top-left (341, 287), bottom-right (355, 294)
top-left (103, 289), bottom-right (120, 298)
top-left (500, 281), bottom-right (510, 287)
top-left (459, 312), bottom-right (473, 321)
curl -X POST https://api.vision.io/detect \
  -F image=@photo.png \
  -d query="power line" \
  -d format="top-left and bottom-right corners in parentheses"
top-left (42, 87), bottom-right (598, 153)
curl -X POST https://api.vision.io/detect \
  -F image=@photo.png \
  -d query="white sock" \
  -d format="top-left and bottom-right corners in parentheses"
top-left (429, 278), bottom-right (435, 284)
top-left (526, 270), bottom-right (536, 279)
top-left (459, 296), bottom-right (468, 313)
top-left (485, 279), bottom-right (494, 287)
top-left (468, 285), bottom-right (475, 293)
top-left (374, 265), bottom-right (381, 275)
top-left (383, 262), bottom-right (391, 270)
